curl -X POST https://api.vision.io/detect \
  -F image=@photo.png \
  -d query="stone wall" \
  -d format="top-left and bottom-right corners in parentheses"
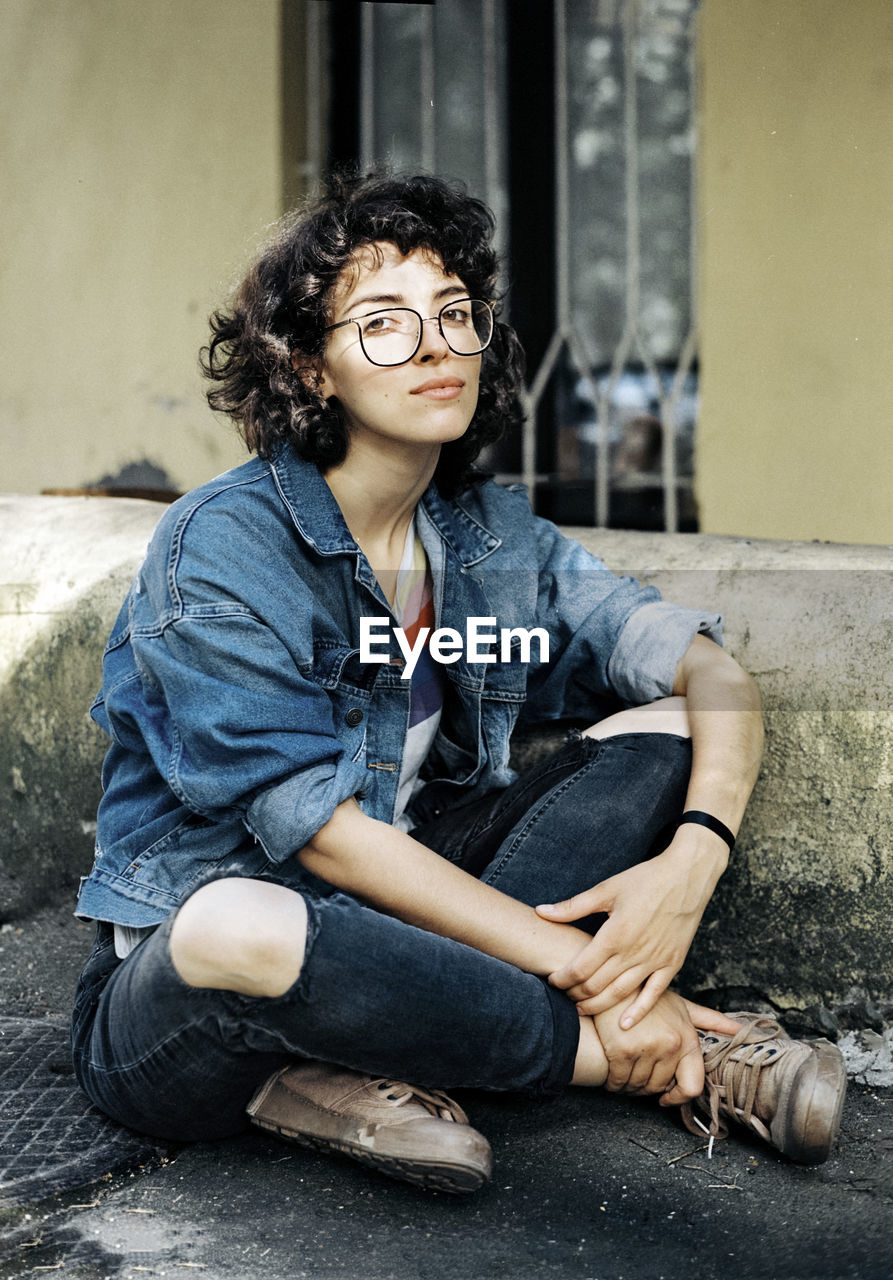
top-left (2, 495), bottom-right (890, 1015)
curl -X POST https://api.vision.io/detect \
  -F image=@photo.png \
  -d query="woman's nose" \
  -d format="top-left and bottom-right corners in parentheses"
top-left (414, 315), bottom-right (450, 362)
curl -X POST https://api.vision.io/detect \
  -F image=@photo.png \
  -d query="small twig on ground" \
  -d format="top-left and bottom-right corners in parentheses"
top-left (666, 1144), bottom-right (709, 1165)
top-left (33, 1264), bottom-right (65, 1273)
top-left (69, 1200), bottom-right (101, 1209)
top-left (122, 1207), bottom-right (157, 1215)
top-left (707, 1178), bottom-right (741, 1191)
top-left (627, 1136), bottom-right (661, 1159)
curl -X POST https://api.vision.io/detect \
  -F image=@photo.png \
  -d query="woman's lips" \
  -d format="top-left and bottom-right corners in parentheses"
top-left (410, 377), bottom-right (465, 400)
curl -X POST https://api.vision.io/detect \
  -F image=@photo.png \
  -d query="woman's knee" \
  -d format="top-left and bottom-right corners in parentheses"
top-left (169, 878), bottom-right (308, 998)
top-left (582, 695), bottom-right (690, 742)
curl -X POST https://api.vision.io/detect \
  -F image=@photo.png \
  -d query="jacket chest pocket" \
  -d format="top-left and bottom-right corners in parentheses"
top-left (311, 644), bottom-right (379, 765)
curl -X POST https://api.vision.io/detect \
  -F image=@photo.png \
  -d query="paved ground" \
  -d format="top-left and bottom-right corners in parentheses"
top-left (1, 905), bottom-right (891, 1280)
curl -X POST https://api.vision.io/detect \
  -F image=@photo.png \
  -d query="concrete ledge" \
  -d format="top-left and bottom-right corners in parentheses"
top-left (2, 495), bottom-right (891, 1010)
top-left (564, 528), bottom-right (892, 1013)
top-left (1, 495), bottom-right (164, 921)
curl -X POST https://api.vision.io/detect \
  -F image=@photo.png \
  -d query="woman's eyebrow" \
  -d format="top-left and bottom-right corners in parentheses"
top-left (344, 284), bottom-right (467, 314)
top-left (345, 292), bottom-right (403, 312)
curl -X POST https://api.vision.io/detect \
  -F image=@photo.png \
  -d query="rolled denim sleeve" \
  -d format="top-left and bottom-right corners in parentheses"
top-left (123, 610), bottom-right (368, 863)
top-left (245, 761), bottom-right (367, 863)
top-left (606, 599), bottom-right (723, 705)
top-left (522, 513), bottom-right (723, 716)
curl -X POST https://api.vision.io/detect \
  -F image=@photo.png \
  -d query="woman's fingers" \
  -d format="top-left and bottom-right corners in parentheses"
top-left (536, 883), bottom-right (613, 923)
top-left (559, 951), bottom-right (626, 998)
top-left (604, 1051), bottom-right (635, 1093)
top-left (547, 938), bottom-right (617, 993)
top-left (641, 1055), bottom-right (679, 1097)
top-left (616, 969), bottom-right (673, 1029)
top-left (570, 967), bottom-right (651, 1017)
top-left (658, 1040), bottom-right (705, 1106)
top-left (683, 1000), bottom-right (743, 1038)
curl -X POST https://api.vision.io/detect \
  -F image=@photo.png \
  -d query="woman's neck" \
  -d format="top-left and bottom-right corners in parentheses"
top-left (323, 438), bottom-right (439, 604)
top-left (324, 434), bottom-right (438, 543)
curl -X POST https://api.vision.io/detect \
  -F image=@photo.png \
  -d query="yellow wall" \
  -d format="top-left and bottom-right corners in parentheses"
top-left (0, 0), bottom-right (282, 495)
top-left (697, 0), bottom-right (893, 544)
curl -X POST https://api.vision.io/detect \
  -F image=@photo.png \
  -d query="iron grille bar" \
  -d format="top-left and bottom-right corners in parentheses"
top-left (482, 0), bottom-right (502, 238)
top-left (305, 1), bottom-right (324, 187)
top-left (359, 4), bottom-right (375, 170)
top-left (420, 6), bottom-right (436, 172)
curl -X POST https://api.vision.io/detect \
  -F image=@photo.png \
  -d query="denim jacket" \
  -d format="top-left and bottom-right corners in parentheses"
top-left (77, 446), bottom-right (721, 927)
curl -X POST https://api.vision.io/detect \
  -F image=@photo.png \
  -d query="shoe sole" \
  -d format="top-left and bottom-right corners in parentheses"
top-left (774, 1038), bottom-right (848, 1164)
top-left (251, 1115), bottom-right (491, 1194)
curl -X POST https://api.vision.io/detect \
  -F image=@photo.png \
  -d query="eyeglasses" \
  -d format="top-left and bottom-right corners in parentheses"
top-left (323, 297), bottom-right (494, 367)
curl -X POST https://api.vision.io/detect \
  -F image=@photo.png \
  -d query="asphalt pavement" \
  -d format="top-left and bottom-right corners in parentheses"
top-left (1, 903), bottom-right (891, 1280)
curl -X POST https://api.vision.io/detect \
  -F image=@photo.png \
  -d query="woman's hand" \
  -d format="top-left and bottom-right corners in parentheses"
top-left (545, 634), bottom-right (762, 1029)
top-left (593, 992), bottom-right (741, 1103)
top-left (536, 825), bottom-right (729, 1027)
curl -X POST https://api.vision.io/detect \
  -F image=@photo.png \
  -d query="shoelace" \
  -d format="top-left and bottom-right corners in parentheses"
top-left (681, 1014), bottom-right (787, 1148)
top-left (374, 1079), bottom-right (470, 1125)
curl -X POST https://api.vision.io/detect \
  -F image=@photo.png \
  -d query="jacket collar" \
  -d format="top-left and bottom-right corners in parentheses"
top-left (270, 445), bottom-right (501, 567)
top-left (419, 482), bottom-right (501, 567)
top-left (270, 446), bottom-right (356, 555)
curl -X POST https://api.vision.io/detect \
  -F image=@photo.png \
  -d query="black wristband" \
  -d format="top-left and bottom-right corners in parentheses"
top-left (677, 810), bottom-right (736, 852)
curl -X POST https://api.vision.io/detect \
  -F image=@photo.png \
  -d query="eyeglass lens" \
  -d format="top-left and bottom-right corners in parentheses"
top-left (357, 300), bottom-right (492, 366)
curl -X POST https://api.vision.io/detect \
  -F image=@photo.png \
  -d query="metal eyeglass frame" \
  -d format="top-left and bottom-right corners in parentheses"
top-left (322, 297), bottom-right (494, 367)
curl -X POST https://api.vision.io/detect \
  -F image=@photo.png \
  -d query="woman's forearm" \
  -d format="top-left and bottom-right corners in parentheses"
top-left (299, 797), bottom-right (591, 975)
top-left (674, 633), bottom-right (764, 835)
top-left (662, 633), bottom-right (764, 896)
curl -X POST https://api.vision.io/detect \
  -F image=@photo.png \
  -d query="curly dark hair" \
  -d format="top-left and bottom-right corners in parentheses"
top-left (201, 172), bottom-right (525, 496)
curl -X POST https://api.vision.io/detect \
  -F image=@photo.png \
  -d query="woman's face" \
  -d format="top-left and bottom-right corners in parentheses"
top-left (316, 242), bottom-right (482, 458)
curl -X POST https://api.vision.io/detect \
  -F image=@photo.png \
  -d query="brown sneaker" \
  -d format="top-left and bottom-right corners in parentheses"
top-left (681, 1011), bottom-right (847, 1164)
top-left (246, 1062), bottom-right (492, 1193)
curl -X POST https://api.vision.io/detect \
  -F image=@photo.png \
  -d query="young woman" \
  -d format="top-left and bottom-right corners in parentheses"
top-left (72, 173), bottom-right (845, 1193)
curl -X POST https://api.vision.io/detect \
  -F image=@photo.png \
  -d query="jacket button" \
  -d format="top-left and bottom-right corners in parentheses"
top-left (345, 708), bottom-right (364, 727)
